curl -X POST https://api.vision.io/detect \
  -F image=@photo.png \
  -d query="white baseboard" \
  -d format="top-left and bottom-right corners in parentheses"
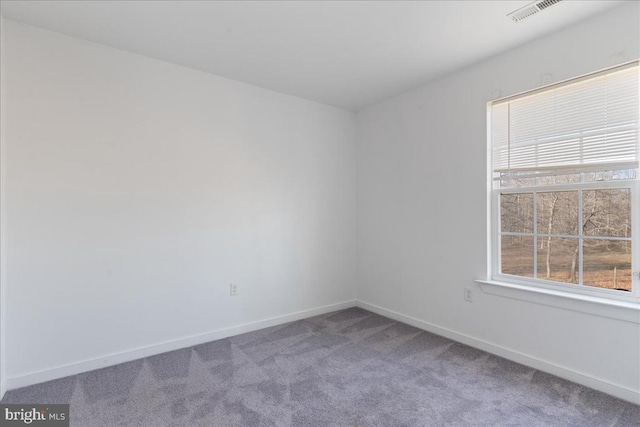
top-left (6, 299), bottom-right (356, 391)
top-left (7, 298), bottom-right (639, 406)
top-left (356, 300), bottom-right (640, 405)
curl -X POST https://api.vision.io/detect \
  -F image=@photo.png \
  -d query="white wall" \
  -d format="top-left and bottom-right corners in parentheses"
top-left (2, 2), bottom-right (639, 405)
top-left (357, 3), bottom-right (640, 403)
top-left (1, 19), bottom-right (357, 383)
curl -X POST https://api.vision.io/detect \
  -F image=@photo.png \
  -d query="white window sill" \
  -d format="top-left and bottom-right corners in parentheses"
top-left (475, 279), bottom-right (640, 324)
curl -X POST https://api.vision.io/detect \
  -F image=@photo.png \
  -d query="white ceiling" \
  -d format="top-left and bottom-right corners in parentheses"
top-left (0, 1), bottom-right (627, 111)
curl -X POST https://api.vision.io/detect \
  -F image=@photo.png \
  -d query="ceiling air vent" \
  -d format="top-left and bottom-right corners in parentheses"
top-left (507, 0), bottom-right (563, 22)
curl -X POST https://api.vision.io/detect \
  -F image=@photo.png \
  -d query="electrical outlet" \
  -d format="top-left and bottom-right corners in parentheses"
top-left (229, 283), bottom-right (239, 296)
top-left (464, 287), bottom-right (473, 302)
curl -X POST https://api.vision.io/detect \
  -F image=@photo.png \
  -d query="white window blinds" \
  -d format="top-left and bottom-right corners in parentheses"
top-left (491, 62), bottom-right (639, 179)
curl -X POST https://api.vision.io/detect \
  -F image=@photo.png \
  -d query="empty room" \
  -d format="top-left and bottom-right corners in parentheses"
top-left (0, 0), bottom-right (639, 425)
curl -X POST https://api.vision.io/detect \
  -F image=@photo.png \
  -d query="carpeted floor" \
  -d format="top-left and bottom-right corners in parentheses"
top-left (2, 307), bottom-right (639, 426)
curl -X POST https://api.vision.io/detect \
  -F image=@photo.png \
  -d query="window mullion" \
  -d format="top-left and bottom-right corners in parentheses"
top-left (578, 188), bottom-right (583, 286)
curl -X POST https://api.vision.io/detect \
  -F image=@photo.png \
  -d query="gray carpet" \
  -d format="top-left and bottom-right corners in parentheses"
top-left (2, 307), bottom-right (639, 426)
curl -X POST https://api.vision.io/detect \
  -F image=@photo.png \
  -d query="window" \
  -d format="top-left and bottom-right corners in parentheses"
top-left (489, 62), bottom-right (639, 301)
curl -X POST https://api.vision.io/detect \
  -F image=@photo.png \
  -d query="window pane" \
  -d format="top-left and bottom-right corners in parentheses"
top-left (583, 169), bottom-right (637, 182)
top-left (536, 237), bottom-right (579, 284)
top-left (536, 191), bottom-right (578, 235)
top-left (583, 239), bottom-right (632, 291)
top-left (501, 235), bottom-right (534, 277)
top-left (499, 176), bottom-right (536, 188)
top-left (583, 189), bottom-right (631, 238)
top-left (501, 193), bottom-right (533, 233)
top-left (536, 173), bottom-right (580, 186)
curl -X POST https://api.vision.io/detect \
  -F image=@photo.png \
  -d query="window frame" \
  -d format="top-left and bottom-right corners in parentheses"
top-left (486, 63), bottom-right (640, 304)
top-left (490, 179), bottom-right (640, 303)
